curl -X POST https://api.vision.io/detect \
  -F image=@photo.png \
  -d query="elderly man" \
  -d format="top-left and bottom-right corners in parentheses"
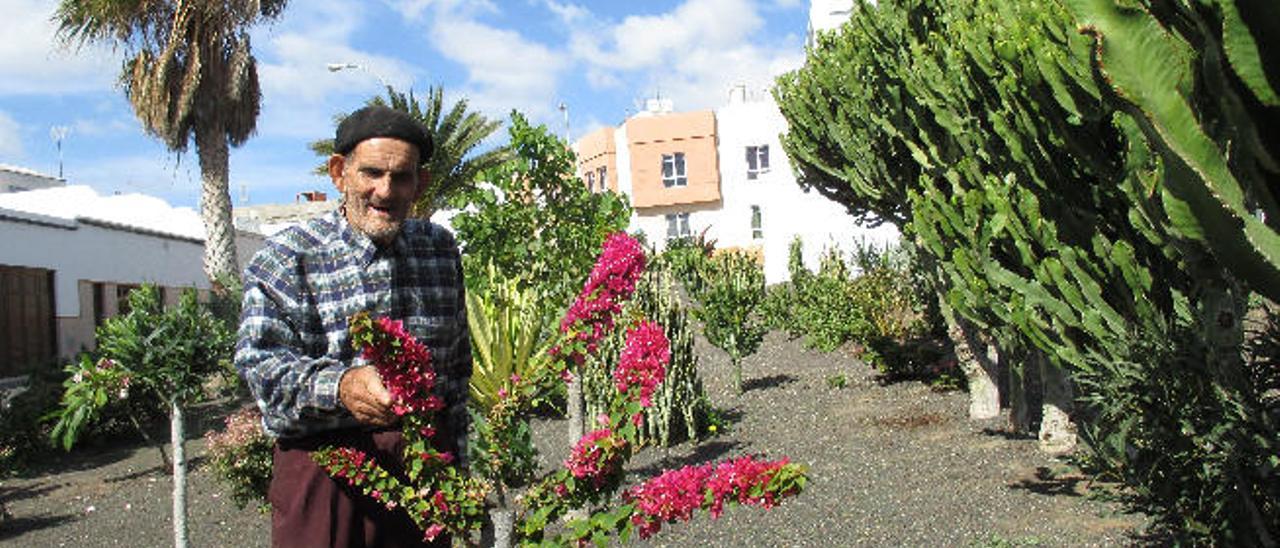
top-left (236, 105), bottom-right (471, 548)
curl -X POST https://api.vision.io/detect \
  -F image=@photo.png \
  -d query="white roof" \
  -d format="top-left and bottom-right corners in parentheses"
top-left (0, 163), bottom-right (62, 180)
top-left (0, 185), bottom-right (206, 241)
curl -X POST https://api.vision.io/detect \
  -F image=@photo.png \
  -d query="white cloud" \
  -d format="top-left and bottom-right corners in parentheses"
top-left (0, 0), bottom-right (120, 95)
top-left (542, 0), bottom-right (589, 25)
top-left (427, 16), bottom-right (568, 120)
top-left (565, 0), bottom-right (801, 113)
top-left (572, 0), bottom-right (762, 70)
top-left (0, 110), bottom-right (24, 158)
top-left (384, 0), bottom-right (498, 21)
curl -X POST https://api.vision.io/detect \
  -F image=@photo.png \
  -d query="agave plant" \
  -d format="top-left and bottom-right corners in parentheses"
top-left (466, 263), bottom-right (555, 411)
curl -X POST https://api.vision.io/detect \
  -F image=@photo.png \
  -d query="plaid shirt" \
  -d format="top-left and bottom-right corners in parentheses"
top-left (235, 210), bottom-right (471, 457)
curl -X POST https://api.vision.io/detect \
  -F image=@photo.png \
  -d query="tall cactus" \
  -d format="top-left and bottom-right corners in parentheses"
top-left (1065, 0), bottom-right (1280, 303)
top-left (583, 268), bottom-right (709, 447)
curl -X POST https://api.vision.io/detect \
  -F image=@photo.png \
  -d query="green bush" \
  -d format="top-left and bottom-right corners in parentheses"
top-left (659, 234), bottom-right (715, 299)
top-left (203, 406), bottom-right (273, 511)
top-left (0, 362), bottom-right (65, 474)
top-left (1078, 321), bottom-right (1279, 543)
top-left (694, 250), bottom-right (768, 393)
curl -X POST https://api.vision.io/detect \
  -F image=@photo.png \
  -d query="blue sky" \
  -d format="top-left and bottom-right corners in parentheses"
top-left (0, 0), bottom-right (811, 209)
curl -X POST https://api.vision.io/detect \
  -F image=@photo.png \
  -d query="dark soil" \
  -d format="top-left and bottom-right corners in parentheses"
top-left (0, 332), bottom-right (1147, 546)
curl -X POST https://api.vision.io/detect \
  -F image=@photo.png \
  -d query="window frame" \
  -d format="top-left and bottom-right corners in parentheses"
top-left (751, 205), bottom-right (763, 239)
top-left (746, 145), bottom-right (770, 180)
top-left (665, 212), bottom-right (692, 240)
top-left (662, 153), bottom-right (688, 188)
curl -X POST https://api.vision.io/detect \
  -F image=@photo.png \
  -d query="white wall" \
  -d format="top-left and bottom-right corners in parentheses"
top-left (0, 213), bottom-right (263, 318)
top-left (715, 95), bottom-right (898, 284)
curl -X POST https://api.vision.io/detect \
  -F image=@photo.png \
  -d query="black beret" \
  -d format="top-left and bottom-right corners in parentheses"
top-left (334, 105), bottom-right (433, 161)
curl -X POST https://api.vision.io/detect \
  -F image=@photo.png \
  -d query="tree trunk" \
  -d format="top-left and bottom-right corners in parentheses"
top-left (938, 296), bottom-right (1000, 419)
top-left (194, 123), bottom-right (240, 286)
top-left (170, 399), bottom-right (188, 548)
top-left (567, 368), bottom-right (584, 447)
top-left (1008, 347), bottom-right (1034, 434)
top-left (1036, 352), bottom-right (1077, 454)
top-left (481, 484), bottom-right (515, 548)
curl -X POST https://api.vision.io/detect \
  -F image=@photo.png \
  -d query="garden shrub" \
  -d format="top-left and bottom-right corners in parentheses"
top-left (694, 250), bottom-right (768, 392)
top-left (658, 234), bottom-right (715, 300)
top-left (204, 406), bottom-right (273, 511)
top-left (0, 362), bottom-right (66, 473)
top-left (1078, 321), bottom-right (1279, 544)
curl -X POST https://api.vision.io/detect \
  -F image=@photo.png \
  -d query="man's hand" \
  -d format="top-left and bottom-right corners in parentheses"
top-left (339, 366), bottom-right (396, 426)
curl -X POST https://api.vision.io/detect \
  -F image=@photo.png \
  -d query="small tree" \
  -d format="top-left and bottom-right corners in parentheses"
top-left (694, 251), bottom-right (767, 393)
top-left (51, 285), bottom-right (234, 548)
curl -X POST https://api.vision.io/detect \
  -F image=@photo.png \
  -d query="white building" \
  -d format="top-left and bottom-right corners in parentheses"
top-left (0, 164), bottom-right (66, 194)
top-left (574, 86), bottom-right (897, 285)
top-left (0, 184), bottom-right (264, 376)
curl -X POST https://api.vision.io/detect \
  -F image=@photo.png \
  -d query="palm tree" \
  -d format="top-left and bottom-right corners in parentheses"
top-left (54, 3), bottom-right (286, 546)
top-left (56, 0), bottom-right (288, 287)
top-left (310, 86), bottom-right (510, 216)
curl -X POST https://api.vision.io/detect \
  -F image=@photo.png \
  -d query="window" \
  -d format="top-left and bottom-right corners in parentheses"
top-left (116, 284), bottom-right (140, 316)
top-left (93, 282), bottom-right (106, 327)
top-left (665, 212), bottom-right (691, 240)
top-left (746, 145), bottom-right (770, 180)
top-left (597, 166), bottom-right (608, 191)
top-left (751, 205), bottom-right (763, 239)
top-left (586, 171), bottom-right (595, 190)
top-left (662, 153), bottom-right (687, 187)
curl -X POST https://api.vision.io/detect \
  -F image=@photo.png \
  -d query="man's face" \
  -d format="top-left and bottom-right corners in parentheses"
top-left (329, 137), bottom-right (428, 245)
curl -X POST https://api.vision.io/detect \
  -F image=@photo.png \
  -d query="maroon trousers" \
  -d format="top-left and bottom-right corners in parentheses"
top-left (270, 429), bottom-right (448, 548)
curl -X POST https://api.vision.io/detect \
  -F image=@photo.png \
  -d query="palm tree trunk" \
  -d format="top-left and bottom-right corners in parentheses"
top-left (170, 398), bottom-right (189, 548)
top-left (195, 122), bottom-right (240, 287)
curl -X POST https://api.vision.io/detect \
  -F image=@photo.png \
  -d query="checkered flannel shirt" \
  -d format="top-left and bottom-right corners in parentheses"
top-left (235, 210), bottom-right (471, 458)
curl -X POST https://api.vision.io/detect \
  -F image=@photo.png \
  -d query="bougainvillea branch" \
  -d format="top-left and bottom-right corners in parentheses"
top-left (313, 312), bottom-right (487, 543)
top-left (311, 235), bottom-right (808, 546)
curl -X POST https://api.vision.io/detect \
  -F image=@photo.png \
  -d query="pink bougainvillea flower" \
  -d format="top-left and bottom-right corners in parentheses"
top-left (624, 455), bottom-right (796, 539)
top-left (554, 233), bottom-right (647, 363)
top-left (613, 321), bottom-right (670, 407)
top-left (564, 428), bottom-right (627, 488)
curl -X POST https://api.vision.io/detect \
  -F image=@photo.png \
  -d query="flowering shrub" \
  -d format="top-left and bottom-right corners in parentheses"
top-left (563, 428), bottom-right (627, 489)
top-left (323, 235), bottom-right (808, 546)
top-left (613, 321), bottom-right (670, 407)
top-left (626, 455), bottom-right (807, 539)
top-left (556, 232), bottom-right (647, 363)
top-left (313, 312), bottom-right (488, 543)
top-left (204, 407), bottom-right (273, 511)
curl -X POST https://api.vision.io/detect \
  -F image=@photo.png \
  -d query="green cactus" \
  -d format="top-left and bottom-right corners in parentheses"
top-left (1065, 0), bottom-right (1280, 303)
top-left (583, 268), bottom-right (709, 447)
top-left (779, 0), bottom-right (1278, 540)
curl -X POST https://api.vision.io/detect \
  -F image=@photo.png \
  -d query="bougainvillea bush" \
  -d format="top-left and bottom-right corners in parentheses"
top-left (204, 406), bottom-right (273, 511)
top-left (316, 233), bottom-right (808, 546)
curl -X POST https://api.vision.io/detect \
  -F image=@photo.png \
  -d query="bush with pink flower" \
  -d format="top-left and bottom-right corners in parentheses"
top-left (204, 406), bottom-right (274, 511)
top-left (318, 233), bottom-right (808, 546)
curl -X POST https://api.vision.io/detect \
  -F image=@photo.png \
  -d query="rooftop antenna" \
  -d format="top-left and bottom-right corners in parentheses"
top-left (49, 125), bottom-right (70, 179)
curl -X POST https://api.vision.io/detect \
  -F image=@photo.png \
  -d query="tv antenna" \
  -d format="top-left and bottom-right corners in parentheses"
top-left (49, 125), bottom-right (71, 179)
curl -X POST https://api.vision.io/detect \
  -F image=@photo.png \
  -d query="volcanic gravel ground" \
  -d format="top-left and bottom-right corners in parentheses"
top-left (0, 332), bottom-right (1147, 547)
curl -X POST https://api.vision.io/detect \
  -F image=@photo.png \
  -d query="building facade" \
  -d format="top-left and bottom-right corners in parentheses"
top-left (574, 88), bottom-right (897, 285)
top-left (0, 184), bottom-right (264, 376)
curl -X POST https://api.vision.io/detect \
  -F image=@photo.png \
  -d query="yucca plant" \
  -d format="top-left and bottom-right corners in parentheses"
top-left (466, 264), bottom-right (555, 411)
